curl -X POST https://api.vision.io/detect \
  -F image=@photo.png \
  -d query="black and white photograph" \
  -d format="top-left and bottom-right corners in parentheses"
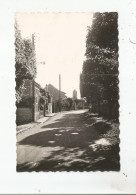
top-left (1, 0), bottom-right (136, 193)
top-left (16, 12), bottom-right (119, 172)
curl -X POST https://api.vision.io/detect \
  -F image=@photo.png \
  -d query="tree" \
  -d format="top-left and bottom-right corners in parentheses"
top-left (67, 98), bottom-right (73, 110)
top-left (61, 98), bottom-right (73, 111)
top-left (80, 12), bottom-right (119, 118)
top-left (15, 22), bottom-right (36, 103)
top-left (86, 12), bottom-right (118, 55)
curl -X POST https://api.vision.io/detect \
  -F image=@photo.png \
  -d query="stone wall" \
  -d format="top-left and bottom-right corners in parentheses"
top-left (16, 108), bottom-right (33, 125)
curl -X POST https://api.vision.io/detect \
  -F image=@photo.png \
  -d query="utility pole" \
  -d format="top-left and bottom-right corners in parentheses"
top-left (59, 74), bottom-right (61, 112)
top-left (32, 34), bottom-right (35, 121)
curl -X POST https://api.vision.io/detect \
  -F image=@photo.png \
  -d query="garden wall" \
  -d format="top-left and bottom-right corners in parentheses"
top-left (16, 108), bottom-right (33, 125)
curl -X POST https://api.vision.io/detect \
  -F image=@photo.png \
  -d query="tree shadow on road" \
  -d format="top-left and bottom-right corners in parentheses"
top-left (17, 112), bottom-right (120, 172)
top-left (42, 112), bottom-right (89, 128)
top-left (17, 142), bottom-right (120, 172)
top-left (18, 126), bottom-right (98, 148)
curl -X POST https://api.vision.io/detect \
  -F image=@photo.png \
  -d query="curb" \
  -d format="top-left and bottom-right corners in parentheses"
top-left (16, 113), bottom-right (57, 135)
top-left (16, 123), bottom-right (40, 135)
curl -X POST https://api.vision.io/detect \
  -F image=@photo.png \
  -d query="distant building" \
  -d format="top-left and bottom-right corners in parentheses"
top-left (46, 84), bottom-right (66, 101)
top-left (73, 89), bottom-right (77, 100)
top-left (45, 84), bottom-right (67, 113)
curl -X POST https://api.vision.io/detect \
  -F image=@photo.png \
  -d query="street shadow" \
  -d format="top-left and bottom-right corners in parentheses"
top-left (17, 112), bottom-right (120, 172)
top-left (17, 143), bottom-right (120, 172)
top-left (18, 112), bottom-right (99, 148)
top-left (18, 126), bottom-right (98, 148)
top-left (42, 112), bottom-right (87, 129)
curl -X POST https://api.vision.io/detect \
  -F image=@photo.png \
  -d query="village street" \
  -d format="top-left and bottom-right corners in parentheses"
top-left (17, 109), bottom-right (120, 172)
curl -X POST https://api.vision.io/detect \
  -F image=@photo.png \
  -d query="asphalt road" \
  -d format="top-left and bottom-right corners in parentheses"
top-left (17, 109), bottom-right (120, 171)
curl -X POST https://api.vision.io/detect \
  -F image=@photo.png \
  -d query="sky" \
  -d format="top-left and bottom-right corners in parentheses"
top-left (16, 13), bottom-right (93, 98)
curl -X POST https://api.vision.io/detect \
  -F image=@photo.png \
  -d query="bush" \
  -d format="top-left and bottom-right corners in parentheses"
top-left (93, 121), bottom-right (111, 134)
top-left (16, 97), bottom-right (34, 108)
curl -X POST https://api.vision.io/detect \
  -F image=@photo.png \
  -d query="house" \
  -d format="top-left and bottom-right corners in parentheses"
top-left (16, 79), bottom-right (49, 125)
top-left (46, 84), bottom-right (66, 100)
top-left (45, 84), bottom-right (67, 112)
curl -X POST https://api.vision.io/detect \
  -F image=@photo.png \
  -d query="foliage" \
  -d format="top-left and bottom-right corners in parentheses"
top-left (40, 96), bottom-right (46, 104)
top-left (39, 89), bottom-right (49, 110)
top-left (86, 12), bottom-right (118, 55)
top-left (40, 88), bottom-right (48, 97)
top-left (16, 97), bottom-right (34, 108)
top-left (61, 98), bottom-right (73, 110)
top-left (74, 99), bottom-right (83, 104)
top-left (15, 21), bottom-right (36, 103)
top-left (66, 98), bottom-right (73, 110)
top-left (80, 12), bottom-right (119, 118)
